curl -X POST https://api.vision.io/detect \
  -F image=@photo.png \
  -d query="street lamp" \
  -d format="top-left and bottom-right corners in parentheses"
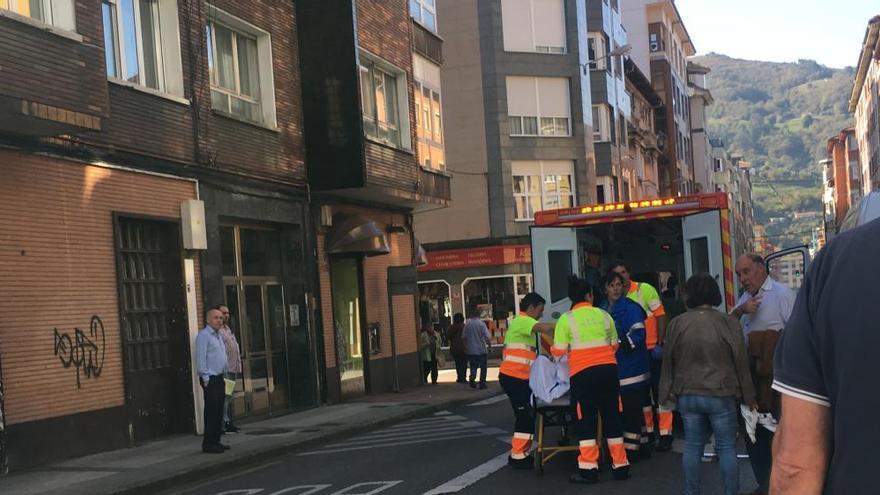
top-left (583, 44), bottom-right (632, 74)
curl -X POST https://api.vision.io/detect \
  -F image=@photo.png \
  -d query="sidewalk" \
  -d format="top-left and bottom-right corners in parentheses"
top-left (0, 367), bottom-right (502, 495)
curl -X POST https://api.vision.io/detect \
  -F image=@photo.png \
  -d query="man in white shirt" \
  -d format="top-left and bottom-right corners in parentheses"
top-left (731, 253), bottom-right (796, 495)
top-left (732, 253), bottom-right (796, 336)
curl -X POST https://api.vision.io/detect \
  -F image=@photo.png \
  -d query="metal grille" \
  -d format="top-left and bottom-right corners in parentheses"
top-left (117, 219), bottom-right (172, 372)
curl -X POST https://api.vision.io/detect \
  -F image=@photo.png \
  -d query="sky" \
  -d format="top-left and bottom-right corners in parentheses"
top-left (675, 0), bottom-right (878, 69)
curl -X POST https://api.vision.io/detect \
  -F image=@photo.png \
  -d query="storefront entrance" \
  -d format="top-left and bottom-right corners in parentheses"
top-left (221, 225), bottom-right (291, 417)
top-left (330, 257), bottom-right (367, 398)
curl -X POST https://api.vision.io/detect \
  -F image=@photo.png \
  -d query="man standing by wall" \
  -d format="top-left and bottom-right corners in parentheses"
top-left (463, 309), bottom-right (492, 389)
top-left (218, 305), bottom-right (241, 434)
top-left (732, 253), bottom-right (795, 495)
top-left (196, 308), bottom-right (229, 454)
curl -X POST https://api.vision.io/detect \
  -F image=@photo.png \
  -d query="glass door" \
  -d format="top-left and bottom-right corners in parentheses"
top-left (330, 258), bottom-right (366, 397)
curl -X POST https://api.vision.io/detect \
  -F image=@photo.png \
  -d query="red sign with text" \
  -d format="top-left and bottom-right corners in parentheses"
top-left (418, 244), bottom-right (532, 272)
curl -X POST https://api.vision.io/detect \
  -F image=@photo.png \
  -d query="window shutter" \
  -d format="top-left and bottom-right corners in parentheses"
top-left (537, 77), bottom-right (570, 118)
top-left (532, 0), bottom-right (565, 50)
top-left (501, 0), bottom-right (533, 52)
top-left (506, 77), bottom-right (538, 117)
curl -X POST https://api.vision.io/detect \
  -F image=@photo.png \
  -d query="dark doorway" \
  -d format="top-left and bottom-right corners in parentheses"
top-left (115, 216), bottom-right (193, 442)
top-left (330, 256), bottom-right (369, 398)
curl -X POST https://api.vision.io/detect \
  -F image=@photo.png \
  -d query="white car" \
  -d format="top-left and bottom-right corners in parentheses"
top-left (839, 191), bottom-right (880, 232)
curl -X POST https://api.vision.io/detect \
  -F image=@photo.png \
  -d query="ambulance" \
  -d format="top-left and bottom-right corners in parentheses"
top-left (529, 192), bottom-right (810, 320)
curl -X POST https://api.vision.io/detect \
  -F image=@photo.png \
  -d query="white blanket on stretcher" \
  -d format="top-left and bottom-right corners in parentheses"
top-left (529, 355), bottom-right (570, 404)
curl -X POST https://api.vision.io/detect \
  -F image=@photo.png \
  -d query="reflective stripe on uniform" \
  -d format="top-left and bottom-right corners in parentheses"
top-left (513, 432), bottom-right (534, 440)
top-left (503, 355), bottom-right (534, 365)
top-left (620, 373), bottom-right (650, 386)
top-left (505, 343), bottom-right (535, 351)
top-left (570, 341), bottom-right (613, 350)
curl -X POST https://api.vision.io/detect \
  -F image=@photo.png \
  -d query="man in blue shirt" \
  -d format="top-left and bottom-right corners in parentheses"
top-left (463, 309), bottom-right (492, 389)
top-left (197, 308), bottom-right (228, 453)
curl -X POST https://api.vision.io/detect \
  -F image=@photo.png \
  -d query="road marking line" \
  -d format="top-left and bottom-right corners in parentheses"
top-left (377, 419), bottom-right (483, 434)
top-left (433, 410), bottom-right (452, 416)
top-left (466, 394), bottom-right (507, 407)
top-left (326, 423), bottom-right (490, 447)
top-left (422, 451), bottom-right (510, 494)
top-left (267, 485), bottom-right (331, 495)
top-left (298, 428), bottom-right (506, 456)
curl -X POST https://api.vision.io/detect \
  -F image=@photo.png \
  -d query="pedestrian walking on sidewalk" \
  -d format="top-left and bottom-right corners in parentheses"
top-left (499, 292), bottom-right (555, 468)
top-left (554, 275), bottom-right (630, 484)
top-left (659, 273), bottom-right (756, 495)
top-left (420, 326), bottom-right (440, 384)
top-left (196, 308), bottom-right (229, 454)
top-left (447, 313), bottom-right (468, 383)
top-left (463, 310), bottom-right (491, 389)
top-left (218, 305), bottom-right (241, 434)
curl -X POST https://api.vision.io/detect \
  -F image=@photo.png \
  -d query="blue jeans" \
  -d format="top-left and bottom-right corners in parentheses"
top-left (677, 395), bottom-right (739, 495)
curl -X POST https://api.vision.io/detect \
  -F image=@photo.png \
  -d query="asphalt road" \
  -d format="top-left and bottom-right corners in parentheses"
top-left (167, 388), bottom-right (759, 495)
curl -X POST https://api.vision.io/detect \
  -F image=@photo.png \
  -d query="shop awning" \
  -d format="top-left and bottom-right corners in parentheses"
top-left (414, 238), bottom-right (428, 266)
top-left (325, 214), bottom-right (390, 256)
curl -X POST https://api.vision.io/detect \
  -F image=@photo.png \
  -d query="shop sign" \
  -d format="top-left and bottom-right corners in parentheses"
top-left (418, 245), bottom-right (531, 272)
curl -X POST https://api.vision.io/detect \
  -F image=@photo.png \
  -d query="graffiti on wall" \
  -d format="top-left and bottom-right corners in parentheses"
top-left (53, 316), bottom-right (106, 388)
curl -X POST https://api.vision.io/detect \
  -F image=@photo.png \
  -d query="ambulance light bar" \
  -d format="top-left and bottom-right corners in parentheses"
top-left (534, 193), bottom-right (728, 226)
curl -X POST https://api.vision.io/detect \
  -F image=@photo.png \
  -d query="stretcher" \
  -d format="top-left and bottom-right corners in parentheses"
top-left (532, 394), bottom-right (578, 475)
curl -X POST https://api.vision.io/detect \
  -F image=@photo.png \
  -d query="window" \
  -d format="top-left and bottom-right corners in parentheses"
top-left (587, 34), bottom-right (607, 70)
top-left (512, 160), bottom-right (575, 220)
top-left (206, 8), bottom-right (275, 126)
top-left (592, 104), bottom-right (610, 142)
top-left (506, 76), bottom-right (570, 137)
top-left (1, 0), bottom-right (75, 30)
top-left (360, 55), bottom-right (410, 149)
top-left (415, 81), bottom-right (445, 170)
top-left (501, 0), bottom-right (566, 54)
top-left (409, 0), bottom-right (436, 32)
top-left (103, 0), bottom-right (183, 96)
top-left (548, 251), bottom-right (573, 303)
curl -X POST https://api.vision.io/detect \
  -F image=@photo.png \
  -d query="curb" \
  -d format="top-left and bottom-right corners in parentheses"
top-left (109, 390), bottom-right (502, 495)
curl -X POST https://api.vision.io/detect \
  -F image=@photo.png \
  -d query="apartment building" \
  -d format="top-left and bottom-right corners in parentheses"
top-left (622, 0), bottom-right (696, 196)
top-left (688, 61), bottom-right (714, 192)
top-left (587, 0), bottom-right (633, 202)
top-left (710, 140), bottom-right (755, 255)
top-left (850, 15), bottom-right (880, 194)
top-left (297, 0), bottom-right (450, 400)
top-left (625, 58), bottom-right (663, 198)
top-left (414, 0), bottom-right (595, 334)
top-left (0, 0), bottom-right (315, 468)
top-left (825, 128), bottom-right (862, 230)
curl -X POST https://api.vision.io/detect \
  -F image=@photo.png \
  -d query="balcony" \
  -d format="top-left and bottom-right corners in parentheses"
top-left (417, 166), bottom-right (451, 205)
top-left (411, 20), bottom-right (442, 65)
top-left (0, 13), bottom-right (107, 136)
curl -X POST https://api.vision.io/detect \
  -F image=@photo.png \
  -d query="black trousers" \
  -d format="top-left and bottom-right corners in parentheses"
top-left (570, 365), bottom-right (624, 465)
top-left (745, 423), bottom-right (774, 493)
top-left (621, 385), bottom-right (649, 453)
top-left (453, 353), bottom-right (468, 382)
top-left (499, 374), bottom-right (534, 435)
top-left (423, 359), bottom-right (438, 383)
top-left (202, 375), bottom-right (225, 447)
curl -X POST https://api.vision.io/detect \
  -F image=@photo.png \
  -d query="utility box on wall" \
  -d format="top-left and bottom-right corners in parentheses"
top-left (180, 199), bottom-right (208, 250)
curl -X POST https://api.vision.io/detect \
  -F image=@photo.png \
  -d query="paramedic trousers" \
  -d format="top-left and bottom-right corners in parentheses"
top-left (621, 384), bottom-right (649, 457)
top-left (570, 365), bottom-right (629, 474)
top-left (499, 373), bottom-right (534, 459)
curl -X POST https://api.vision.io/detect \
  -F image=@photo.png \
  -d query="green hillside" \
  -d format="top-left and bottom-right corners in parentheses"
top-left (692, 53), bottom-right (855, 247)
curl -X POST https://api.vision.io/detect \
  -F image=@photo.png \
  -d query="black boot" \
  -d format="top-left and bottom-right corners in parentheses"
top-left (612, 465), bottom-right (631, 481)
top-left (656, 435), bottom-right (674, 452)
top-left (507, 455), bottom-right (533, 470)
top-left (626, 448), bottom-right (641, 464)
top-left (640, 443), bottom-right (653, 460)
top-left (569, 469), bottom-right (599, 484)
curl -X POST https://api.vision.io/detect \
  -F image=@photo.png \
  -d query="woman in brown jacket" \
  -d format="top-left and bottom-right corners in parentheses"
top-left (659, 273), bottom-right (756, 495)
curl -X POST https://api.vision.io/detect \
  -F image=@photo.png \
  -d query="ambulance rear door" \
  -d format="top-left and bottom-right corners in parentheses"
top-left (682, 209), bottom-right (726, 311)
top-left (530, 226), bottom-right (579, 323)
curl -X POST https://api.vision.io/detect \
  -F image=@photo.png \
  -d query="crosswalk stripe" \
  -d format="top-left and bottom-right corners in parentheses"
top-left (383, 420), bottom-right (479, 434)
top-left (347, 421), bottom-right (486, 442)
top-left (298, 428), bottom-right (506, 456)
top-left (467, 395), bottom-right (507, 407)
top-left (401, 415), bottom-right (467, 425)
top-left (327, 424), bottom-right (490, 447)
